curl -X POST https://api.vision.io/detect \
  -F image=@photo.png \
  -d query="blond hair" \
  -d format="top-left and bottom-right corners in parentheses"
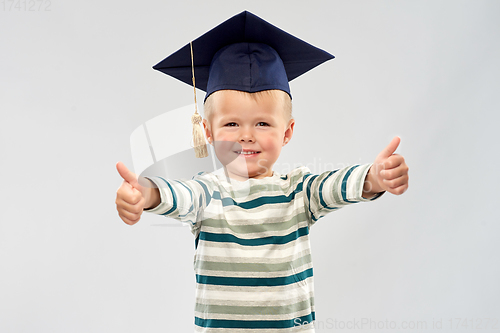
top-left (203, 89), bottom-right (292, 127)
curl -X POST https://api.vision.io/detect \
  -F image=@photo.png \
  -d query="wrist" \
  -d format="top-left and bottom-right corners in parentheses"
top-left (142, 178), bottom-right (160, 210)
top-left (363, 165), bottom-right (384, 195)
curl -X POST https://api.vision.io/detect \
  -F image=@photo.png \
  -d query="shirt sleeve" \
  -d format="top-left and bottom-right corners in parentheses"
top-left (302, 163), bottom-right (384, 227)
top-left (142, 174), bottom-right (213, 235)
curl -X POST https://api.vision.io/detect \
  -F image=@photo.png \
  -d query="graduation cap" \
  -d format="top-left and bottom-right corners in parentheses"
top-left (153, 10), bottom-right (334, 158)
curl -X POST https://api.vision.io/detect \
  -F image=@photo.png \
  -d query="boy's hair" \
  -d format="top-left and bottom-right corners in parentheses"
top-left (203, 89), bottom-right (293, 127)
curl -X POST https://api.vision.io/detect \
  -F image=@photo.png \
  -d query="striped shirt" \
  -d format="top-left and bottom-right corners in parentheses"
top-left (145, 164), bottom-right (381, 332)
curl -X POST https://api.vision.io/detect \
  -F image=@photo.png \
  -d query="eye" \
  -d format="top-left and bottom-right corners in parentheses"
top-left (224, 122), bottom-right (238, 127)
top-left (257, 122), bottom-right (270, 126)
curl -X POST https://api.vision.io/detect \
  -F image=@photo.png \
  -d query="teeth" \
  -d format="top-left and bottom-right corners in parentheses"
top-left (237, 151), bottom-right (258, 154)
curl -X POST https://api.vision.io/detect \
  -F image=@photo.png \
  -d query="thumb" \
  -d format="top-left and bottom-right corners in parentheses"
top-left (377, 136), bottom-right (401, 159)
top-left (116, 161), bottom-right (140, 188)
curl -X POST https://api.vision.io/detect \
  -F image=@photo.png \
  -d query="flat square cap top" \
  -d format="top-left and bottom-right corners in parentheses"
top-left (153, 10), bottom-right (334, 100)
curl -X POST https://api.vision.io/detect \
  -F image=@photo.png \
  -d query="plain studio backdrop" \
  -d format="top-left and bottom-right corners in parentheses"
top-left (1, 1), bottom-right (499, 332)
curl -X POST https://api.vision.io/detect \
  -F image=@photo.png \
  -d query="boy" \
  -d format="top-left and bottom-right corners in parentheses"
top-left (115, 11), bottom-right (408, 333)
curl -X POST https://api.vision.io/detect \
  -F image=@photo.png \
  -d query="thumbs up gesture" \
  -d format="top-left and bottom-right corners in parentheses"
top-left (115, 161), bottom-right (160, 225)
top-left (364, 136), bottom-right (409, 196)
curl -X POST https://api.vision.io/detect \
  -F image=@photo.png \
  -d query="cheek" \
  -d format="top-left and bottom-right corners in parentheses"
top-left (258, 132), bottom-right (282, 151)
top-left (212, 128), bottom-right (235, 142)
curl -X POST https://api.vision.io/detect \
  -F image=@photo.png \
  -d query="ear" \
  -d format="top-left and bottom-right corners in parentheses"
top-left (202, 119), bottom-right (213, 145)
top-left (282, 118), bottom-right (295, 146)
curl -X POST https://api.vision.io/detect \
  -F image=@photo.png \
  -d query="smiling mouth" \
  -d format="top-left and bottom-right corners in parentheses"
top-left (234, 150), bottom-right (261, 155)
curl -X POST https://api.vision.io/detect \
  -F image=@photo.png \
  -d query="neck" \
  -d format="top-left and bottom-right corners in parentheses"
top-left (222, 167), bottom-right (274, 182)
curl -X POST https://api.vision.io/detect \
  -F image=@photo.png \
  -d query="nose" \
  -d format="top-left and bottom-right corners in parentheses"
top-left (238, 126), bottom-right (254, 143)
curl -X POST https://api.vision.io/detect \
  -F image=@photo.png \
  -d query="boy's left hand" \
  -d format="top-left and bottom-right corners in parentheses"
top-left (364, 136), bottom-right (409, 196)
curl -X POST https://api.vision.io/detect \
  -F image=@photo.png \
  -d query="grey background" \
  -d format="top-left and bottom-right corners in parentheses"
top-left (1, 0), bottom-right (499, 332)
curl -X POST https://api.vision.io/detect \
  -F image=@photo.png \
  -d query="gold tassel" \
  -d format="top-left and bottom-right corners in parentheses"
top-left (192, 112), bottom-right (208, 158)
top-left (190, 41), bottom-right (208, 158)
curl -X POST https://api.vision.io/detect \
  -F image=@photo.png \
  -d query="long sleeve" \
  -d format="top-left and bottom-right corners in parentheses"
top-left (302, 163), bottom-right (383, 227)
top-left (143, 173), bottom-right (214, 236)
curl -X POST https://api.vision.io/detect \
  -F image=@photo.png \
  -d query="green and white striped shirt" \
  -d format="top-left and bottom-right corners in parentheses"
top-left (145, 164), bottom-right (381, 332)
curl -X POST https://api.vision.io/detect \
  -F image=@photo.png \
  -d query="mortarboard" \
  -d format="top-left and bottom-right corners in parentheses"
top-left (153, 10), bottom-right (334, 158)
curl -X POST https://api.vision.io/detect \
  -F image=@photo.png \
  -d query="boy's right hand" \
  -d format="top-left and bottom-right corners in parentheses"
top-left (115, 161), bottom-right (158, 225)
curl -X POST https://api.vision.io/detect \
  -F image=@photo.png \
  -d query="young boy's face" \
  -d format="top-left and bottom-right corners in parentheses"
top-left (203, 90), bottom-right (295, 181)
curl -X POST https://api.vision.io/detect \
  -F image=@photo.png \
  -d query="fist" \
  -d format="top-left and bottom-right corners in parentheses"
top-left (369, 136), bottom-right (409, 195)
top-left (115, 161), bottom-right (148, 225)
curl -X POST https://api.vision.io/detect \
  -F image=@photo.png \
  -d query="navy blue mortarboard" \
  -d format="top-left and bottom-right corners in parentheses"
top-left (153, 10), bottom-right (334, 101)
